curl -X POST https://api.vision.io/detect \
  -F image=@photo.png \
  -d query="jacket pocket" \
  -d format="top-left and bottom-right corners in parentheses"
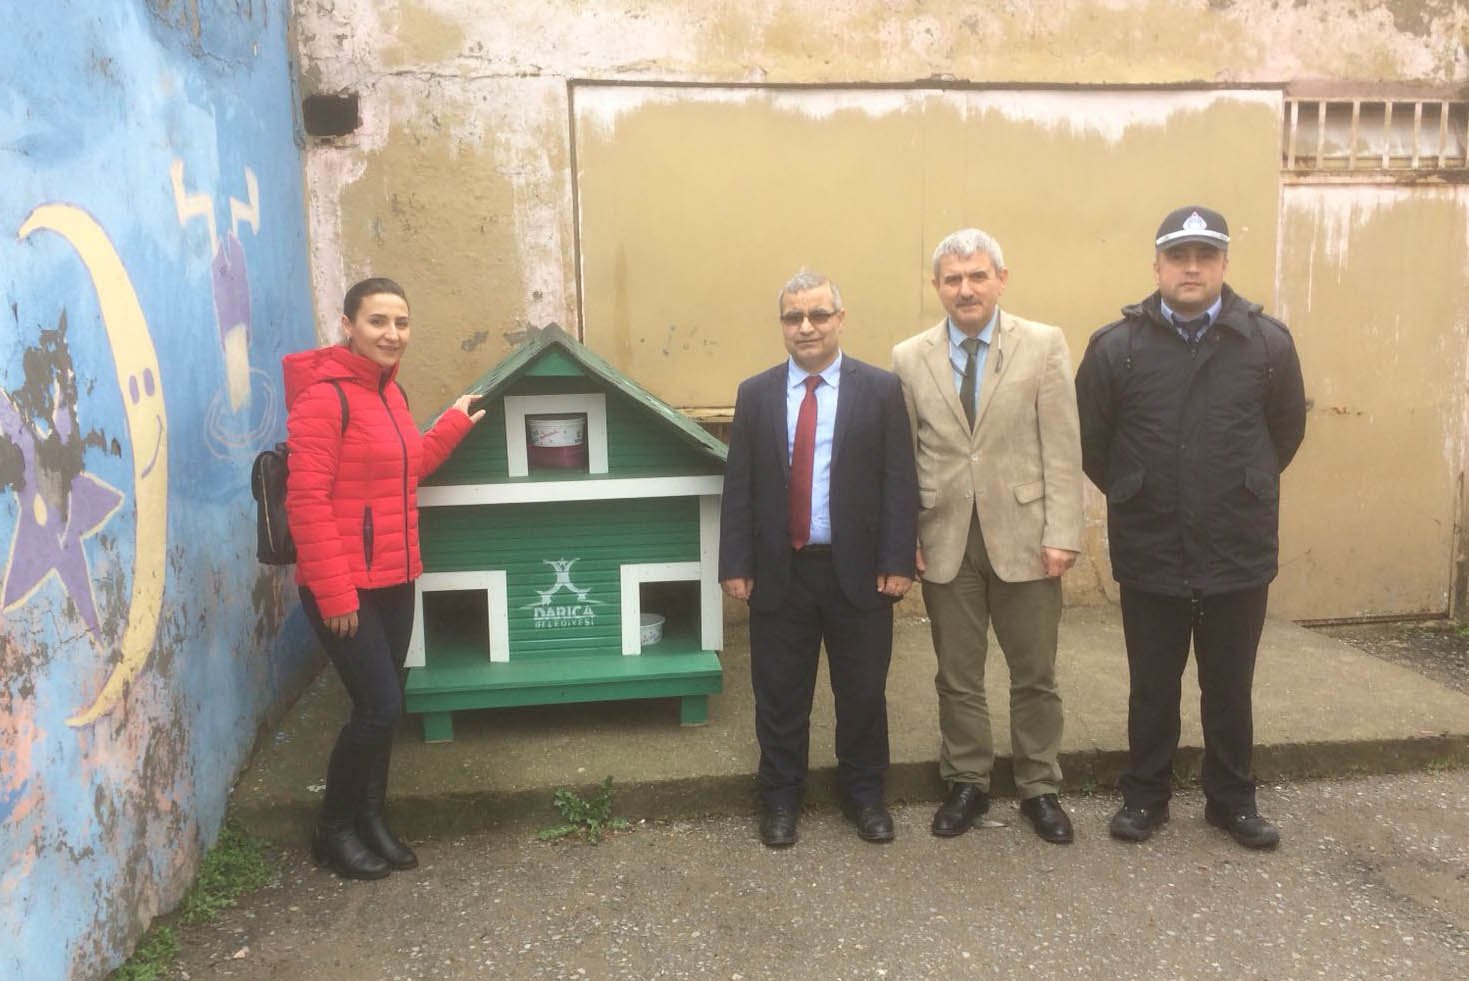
top-left (1107, 469), bottom-right (1145, 505)
top-left (362, 505), bottom-right (375, 570)
top-left (1243, 466), bottom-right (1279, 502)
top-left (919, 488), bottom-right (938, 510)
top-left (1013, 479), bottom-right (1044, 505)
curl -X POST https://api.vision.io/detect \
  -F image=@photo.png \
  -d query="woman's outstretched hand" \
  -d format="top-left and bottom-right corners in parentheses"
top-left (452, 394), bottom-right (486, 424)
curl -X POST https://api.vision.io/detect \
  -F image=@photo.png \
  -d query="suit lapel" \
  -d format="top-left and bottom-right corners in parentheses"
top-left (832, 356), bottom-right (859, 466)
top-left (922, 323), bottom-right (969, 433)
top-left (974, 310), bottom-right (1019, 430)
top-left (763, 366), bottom-right (791, 479)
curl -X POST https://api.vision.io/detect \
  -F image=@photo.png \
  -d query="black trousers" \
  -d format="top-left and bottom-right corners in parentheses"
top-left (301, 582), bottom-right (416, 794)
top-left (1118, 584), bottom-right (1269, 813)
top-left (748, 550), bottom-right (893, 810)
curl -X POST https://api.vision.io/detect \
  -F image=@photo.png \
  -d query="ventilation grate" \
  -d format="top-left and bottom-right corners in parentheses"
top-left (1284, 99), bottom-right (1468, 173)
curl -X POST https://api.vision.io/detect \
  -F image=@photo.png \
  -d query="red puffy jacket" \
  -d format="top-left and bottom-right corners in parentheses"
top-left (283, 344), bottom-right (473, 618)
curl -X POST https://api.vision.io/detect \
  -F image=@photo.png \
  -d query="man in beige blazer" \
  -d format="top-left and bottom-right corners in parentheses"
top-left (891, 227), bottom-right (1084, 844)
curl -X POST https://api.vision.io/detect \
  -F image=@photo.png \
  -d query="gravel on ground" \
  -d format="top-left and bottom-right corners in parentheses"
top-left (171, 770), bottom-right (1469, 981)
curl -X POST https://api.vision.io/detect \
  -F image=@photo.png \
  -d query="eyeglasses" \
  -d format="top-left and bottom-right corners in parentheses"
top-left (780, 309), bottom-right (839, 327)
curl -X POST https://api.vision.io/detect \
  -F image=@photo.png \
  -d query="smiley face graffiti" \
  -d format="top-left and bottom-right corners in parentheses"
top-left (17, 204), bottom-right (168, 727)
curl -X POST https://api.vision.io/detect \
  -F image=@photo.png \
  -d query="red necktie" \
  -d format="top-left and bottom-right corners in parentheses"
top-left (788, 375), bottom-right (821, 550)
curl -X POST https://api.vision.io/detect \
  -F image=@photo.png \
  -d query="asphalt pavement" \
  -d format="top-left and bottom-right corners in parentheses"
top-left (177, 771), bottom-right (1469, 980)
top-left (163, 603), bottom-right (1469, 980)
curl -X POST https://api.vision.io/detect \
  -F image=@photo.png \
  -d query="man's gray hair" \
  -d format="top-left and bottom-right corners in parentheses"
top-left (931, 228), bottom-right (1006, 278)
top-left (778, 270), bottom-right (843, 312)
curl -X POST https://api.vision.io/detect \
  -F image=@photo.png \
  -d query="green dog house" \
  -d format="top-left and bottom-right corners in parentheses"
top-left (403, 325), bottom-right (727, 742)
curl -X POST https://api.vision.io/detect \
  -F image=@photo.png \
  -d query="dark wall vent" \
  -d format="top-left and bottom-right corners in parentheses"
top-left (303, 93), bottom-right (360, 138)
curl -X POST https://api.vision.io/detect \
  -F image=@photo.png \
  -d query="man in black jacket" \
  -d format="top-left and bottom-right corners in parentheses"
top-left (1075, 206), bottom-right (1306, 849)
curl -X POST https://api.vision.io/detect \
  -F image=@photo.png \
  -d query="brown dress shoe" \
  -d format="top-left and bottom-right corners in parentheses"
top-left (931, 782), bottom-right (989, 837)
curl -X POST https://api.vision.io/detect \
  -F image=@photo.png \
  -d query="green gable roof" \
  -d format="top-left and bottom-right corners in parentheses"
top-left (520, 346), bottom-right (585, 378)
top-left (437, 324), bottom-right (726, 463)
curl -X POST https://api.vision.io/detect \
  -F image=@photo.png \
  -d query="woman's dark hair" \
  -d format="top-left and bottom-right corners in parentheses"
top-left (343, 277), bottom-right (408, 320)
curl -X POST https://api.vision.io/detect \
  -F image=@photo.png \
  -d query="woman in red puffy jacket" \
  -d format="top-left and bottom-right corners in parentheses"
top-left (284, 277), bottom-right (483, 879)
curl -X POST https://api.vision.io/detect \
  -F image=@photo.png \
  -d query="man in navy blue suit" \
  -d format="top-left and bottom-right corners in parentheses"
top-left (719, 270), bottom-right (919, 848)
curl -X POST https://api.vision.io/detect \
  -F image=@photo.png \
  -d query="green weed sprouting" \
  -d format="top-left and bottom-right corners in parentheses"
top-left (537, 775), bottom-right (631, 845)
top-left (177, 817), bottom-right (274, 923)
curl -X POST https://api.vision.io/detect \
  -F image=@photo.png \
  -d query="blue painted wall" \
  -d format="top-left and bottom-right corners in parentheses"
top-left (0, 2), bottom-right (317, 977)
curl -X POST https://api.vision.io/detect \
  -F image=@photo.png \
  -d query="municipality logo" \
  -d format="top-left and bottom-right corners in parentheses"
top-left (523, 557), bottom-right (603, 628)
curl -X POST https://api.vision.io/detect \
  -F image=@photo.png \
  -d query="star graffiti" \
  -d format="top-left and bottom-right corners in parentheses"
top-left (0, 372), bottom-right (122, 641)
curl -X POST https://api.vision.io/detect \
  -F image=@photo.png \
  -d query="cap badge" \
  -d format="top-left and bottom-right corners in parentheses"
top-left (1183, 211), bottom-right (1209, 232)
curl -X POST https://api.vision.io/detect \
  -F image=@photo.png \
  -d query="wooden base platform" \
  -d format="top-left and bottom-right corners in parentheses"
top-left (404, 637), bottom-right (723, 743)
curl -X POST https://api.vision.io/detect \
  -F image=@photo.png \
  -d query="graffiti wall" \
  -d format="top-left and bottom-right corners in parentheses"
top-left (0, 2), bottom-right (317, 977)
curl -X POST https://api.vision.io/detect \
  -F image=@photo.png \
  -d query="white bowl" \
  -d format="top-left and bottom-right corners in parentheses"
top-left (639, 613), bottom-right (665, 646)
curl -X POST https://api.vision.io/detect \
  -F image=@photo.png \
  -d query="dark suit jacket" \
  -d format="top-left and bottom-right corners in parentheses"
top-left (719, 354), bottom-right (918, 612)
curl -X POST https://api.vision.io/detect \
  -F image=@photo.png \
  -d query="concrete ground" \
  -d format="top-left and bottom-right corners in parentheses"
top-left (232, 603), bottom-right (1469, 845)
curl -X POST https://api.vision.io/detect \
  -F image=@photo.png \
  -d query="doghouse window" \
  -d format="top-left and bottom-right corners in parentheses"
top-left (423, 590), bottom-right (490, 656)
top-left (503, 393), bottom-right (609, 478)
top-left (618, 561), bottom-right (701, 655)
top-left (405, 569), bottom-right (509, 667)
top-left (525, 413), bottom-right (589, 473)
top-left (638, 579), bottom-right (700, 652)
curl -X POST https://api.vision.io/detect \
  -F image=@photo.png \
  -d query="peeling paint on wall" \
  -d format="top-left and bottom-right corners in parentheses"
top-left (295, 1), bottom-right (1469, 86)
top-left (1275, 184), bottom-right (1469, 618)
top-left (305, 75), bottom-right (575, 416)
top-left (296, 0), bottom-right (1462, 419)
top-left (573, 85), bottom-right (1280, 409)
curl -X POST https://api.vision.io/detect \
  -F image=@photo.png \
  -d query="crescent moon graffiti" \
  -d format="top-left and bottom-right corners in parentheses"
top-left (18, 204), bottom-right (168, 727)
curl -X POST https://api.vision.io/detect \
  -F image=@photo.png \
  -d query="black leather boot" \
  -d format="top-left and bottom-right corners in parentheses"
top-left (312, 734), bottom-right (390, 880)
top-left (356, 744), bottom-right (418, 870)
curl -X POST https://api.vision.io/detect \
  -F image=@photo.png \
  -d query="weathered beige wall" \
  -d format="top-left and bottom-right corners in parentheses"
top-left (295, 1), bottom-right (1466, 86)
top-left (293, 0), bottom-right (1469, 618)
top-left (294, 0), bottom-right (1466, 407)
top-left (574, 87), bottom-right (1281, 408)
top-left (301, 73), bottom-right (575, 410)
top-left (1274, 185), bottom-right (1469, 619)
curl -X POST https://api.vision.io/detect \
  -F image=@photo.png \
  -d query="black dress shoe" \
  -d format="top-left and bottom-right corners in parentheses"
top-left (1019, 793), bottom-right (1074, 844)
top-left (1205, 806), bottom-right (1280, 850)
top-left (759, 806), bottom-right (798, 848)
top-left (845, 802), bottom-right (895, 843)
top-left (931, 782), bottom-right (989, 837)
top-left (1108, 803), bottom-right (1170, 842)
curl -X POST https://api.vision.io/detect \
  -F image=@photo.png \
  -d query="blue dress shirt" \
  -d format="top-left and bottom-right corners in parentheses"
top-left (786, 353), bottom-right (842, 546)
top-left (948, 311), bottom-right (997, 406)
top-left (1161, 296), bottom-right (1223, 342)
